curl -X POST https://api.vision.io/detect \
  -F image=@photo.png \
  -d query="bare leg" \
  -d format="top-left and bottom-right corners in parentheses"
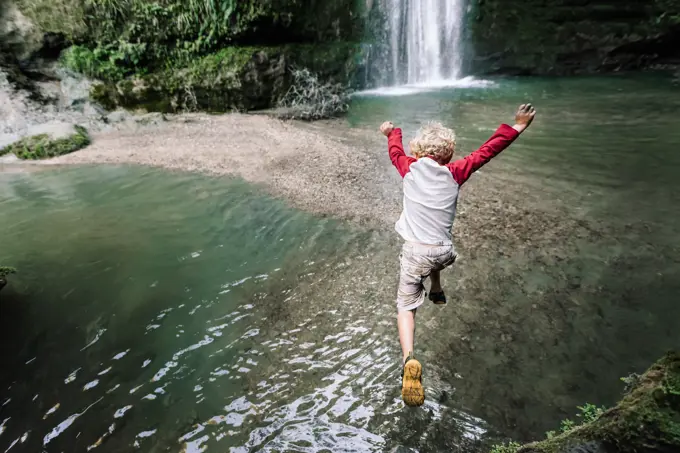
top-left (430, 270), bottom-right (442, 293)
top-left (397, 309), bottom-right (416, 363)
top-left (398, 307), bottom-right (424, 406)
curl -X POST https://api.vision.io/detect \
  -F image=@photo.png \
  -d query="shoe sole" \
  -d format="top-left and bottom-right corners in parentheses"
top-left (402, 359), bottom-right (425, 407)
top-left (428, 292), bottom-right (447, 305)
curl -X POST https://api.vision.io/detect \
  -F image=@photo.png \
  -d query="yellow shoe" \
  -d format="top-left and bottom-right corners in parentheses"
top-left (401, 354), bottom-right (424, 407)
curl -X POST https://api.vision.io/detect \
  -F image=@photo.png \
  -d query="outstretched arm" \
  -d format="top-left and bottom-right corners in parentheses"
top-left (381, 121), bottom-right (416, 178)
top-left (448, 103), bottom-right (536, 185)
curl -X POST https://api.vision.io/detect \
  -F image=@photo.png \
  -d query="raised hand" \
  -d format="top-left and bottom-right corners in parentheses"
top-left (513, 104), bottom-right (536, 133)
top-left (380, 121), bottom-right (395, 137)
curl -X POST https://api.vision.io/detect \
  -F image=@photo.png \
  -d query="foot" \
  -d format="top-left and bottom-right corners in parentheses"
top-left (401, 353), bottom-right (425, 407)
top-left (428, 291), bottom-right (446, 305)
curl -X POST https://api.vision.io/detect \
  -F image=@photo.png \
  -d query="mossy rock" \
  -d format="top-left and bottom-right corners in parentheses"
top-left (498, 352), bottom-right (680, 453)
top-left (0, 267), bottom-right (16, 292)
top-left (90, 83), bottom-right (118, 111)
top-left (88, 43), bottom-right (360, 113)
top-left (0, 125), bottom-right (90, 160)
top-left (89, 47), bottom-right (268, 113)
top-left (287, 42), bottom-right (362, 86)
top-left (0, 267), bottom-right (16, 279)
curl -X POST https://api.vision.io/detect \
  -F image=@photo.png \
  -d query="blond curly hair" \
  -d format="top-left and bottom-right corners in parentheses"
top-left (410, 121), bottom-right (456, 163)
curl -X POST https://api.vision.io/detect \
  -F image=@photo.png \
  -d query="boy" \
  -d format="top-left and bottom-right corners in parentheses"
top-left (380, 103), bottom-right (536, 407)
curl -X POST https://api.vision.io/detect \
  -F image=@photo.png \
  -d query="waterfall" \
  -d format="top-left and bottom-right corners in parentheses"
top-left (386, 0), bottom-right (466, 86)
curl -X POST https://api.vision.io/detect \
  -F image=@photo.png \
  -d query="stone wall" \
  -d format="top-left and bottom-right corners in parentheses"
top-left (469, 0), bottom-right (680, 75)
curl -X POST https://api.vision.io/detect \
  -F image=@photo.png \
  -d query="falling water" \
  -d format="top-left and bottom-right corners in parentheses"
top-left (387, 0), bottom-right (466, 86)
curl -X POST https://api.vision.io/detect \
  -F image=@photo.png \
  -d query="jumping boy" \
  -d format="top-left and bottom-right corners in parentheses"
top-left (380, 103), bottom-right (537, 406)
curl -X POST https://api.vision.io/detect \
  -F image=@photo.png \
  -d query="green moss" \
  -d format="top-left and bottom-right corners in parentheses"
top-left (497, 352), bottom-right (680, 453)
top-left (16, 0), bottom-right (88, 41)
top-left (90, 83), bottom-right (118, 111)
top-left (287, 42), bottom-right (362, 84)
top-left (182, 46), bottom-right (257, 88)
top-left (0, 267), bottom-right (16, 279)
top-left (19, 1), bottom-right (362, 111)
top-left (101, 47), bottom-right (262, 112)
top-left (19, 0), bottom-right (361, 70)
top-left (0, 126), bottom-right (91, 160)
top-left (88, 42), bottom-right (359, 113)
top-left (491, 442), bottom-right (521, 453)
top-left (0, 266), bottom-right (15, 291)
top-left (61, 43), bottom-right (146, 82)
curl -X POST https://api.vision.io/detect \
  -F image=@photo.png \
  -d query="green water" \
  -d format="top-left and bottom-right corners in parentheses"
top-left (1, 75), bottom-right (680, 452)
top-left (350, 73), bottom-right (680, 442)
top-left (0, 166), bottom-right (404, 452)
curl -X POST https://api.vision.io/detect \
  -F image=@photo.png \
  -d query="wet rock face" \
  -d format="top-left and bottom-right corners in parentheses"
top-left (0, 2), bottom-right (43, 62)
top-left (469, 0), bottom-right (680, 75)
top-left (0, 0), bottom-right (366, 113)
top-left (86, 43), bottom-right (361, 114)
top-left (0, 66), bottom-right (104, 141)
top-left (0, 3), bottom-right (93, 140)
top-left (57, 67), bottom-right (93, 108)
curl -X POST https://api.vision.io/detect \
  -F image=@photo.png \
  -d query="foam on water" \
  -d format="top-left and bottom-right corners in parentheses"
top-left (353, 77), bottom-right (496, 97)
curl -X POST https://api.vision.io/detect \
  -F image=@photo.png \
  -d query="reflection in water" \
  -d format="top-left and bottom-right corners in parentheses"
top-left (1, 75), bottom-right (680, 452)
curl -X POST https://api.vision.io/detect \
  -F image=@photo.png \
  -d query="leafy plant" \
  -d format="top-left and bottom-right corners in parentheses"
top-left (61, 43), bottom-right (146, 81)
top-left (576, 403), bottom-right (607, 424)
top-left (21, 0), bottom-right (287, 74)
top-left (548, 402), bottom-right (607, 437)
top-left (559, 418), bottom-right (576, 433)
top-left (621, 372), bottom-right (641, 393)
top-left (493, 401), bottom-right (608, 452)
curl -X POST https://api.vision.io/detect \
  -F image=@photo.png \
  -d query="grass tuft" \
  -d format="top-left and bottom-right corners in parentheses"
top-left (0, 125), bottom-right (91, 160)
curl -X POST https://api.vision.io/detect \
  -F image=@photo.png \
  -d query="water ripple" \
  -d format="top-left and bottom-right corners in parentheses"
top-left (0, 166), bottom-right (499, 452)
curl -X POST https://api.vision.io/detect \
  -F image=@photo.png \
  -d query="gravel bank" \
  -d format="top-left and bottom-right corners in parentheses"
top-left (50, 113), bottom-right (405, 227)
top-left (49, 112), bottom-right (590, 256)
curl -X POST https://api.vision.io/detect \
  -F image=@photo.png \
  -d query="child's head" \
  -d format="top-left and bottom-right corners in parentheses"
top-left (409, 121), bottom-right (456, 164)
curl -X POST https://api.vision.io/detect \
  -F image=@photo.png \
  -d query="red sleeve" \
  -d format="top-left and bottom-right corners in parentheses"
top-left (447, 124), bottom-right (520, 185)
top-left (387, 128), bottom-right (416, 178)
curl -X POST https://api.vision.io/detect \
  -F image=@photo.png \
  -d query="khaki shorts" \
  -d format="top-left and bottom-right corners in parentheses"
top-left (396, 242), bottom-right (457, 312)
